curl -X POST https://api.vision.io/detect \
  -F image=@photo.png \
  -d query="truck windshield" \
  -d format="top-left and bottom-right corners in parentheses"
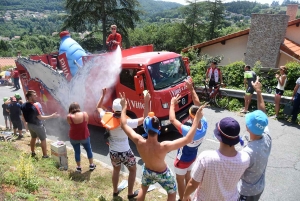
top-left (148, 57), bottom-right (188, 90)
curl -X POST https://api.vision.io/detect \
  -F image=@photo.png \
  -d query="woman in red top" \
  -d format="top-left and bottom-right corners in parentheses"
top-left (67, 102), bottom-right (96, 173)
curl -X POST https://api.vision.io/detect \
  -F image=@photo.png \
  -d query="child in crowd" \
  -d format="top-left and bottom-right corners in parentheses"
top-left (2, 97), bottom-right (12, 130)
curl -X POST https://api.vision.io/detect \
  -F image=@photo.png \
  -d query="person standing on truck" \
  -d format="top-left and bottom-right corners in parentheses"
top-left (120, 92), bottom-right (205, 201)
top-left (106, 25), bottom-right (122, 51)
top-left (96, 88), bottom-right (149, 200)
top-left (205, 61), bottom-right (223, 95)
top-left (241, 65), bottom-right (257, 113)
top-left (169, 80), bottom-right (208, 201)
top-left (21, 90), bottom-right (60, 158)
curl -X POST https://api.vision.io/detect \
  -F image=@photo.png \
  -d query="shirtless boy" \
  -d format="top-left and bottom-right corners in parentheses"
top-left (120, 92), bottom-right (205, 201)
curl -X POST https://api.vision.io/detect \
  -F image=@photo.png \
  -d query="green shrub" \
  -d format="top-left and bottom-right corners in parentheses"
top-left (190, 61), bottom-right (207, 86)
top-left (222, 61), bottom-right (245, 87)
top-left (285, 61), bottom-right (300, 90)
top-left (228, 98), bottom-right (243, 111)
top-left (1, 65), bottom-right (14, 72)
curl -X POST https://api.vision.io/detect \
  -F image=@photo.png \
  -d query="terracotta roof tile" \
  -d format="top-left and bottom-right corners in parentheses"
top-left (0, 57), bottom-right (16, 69)
top-left (280, 38), bottom-right (300, 60)
top-left (182, 18), bottom-right (300, 52)
top-left (182, 29), bottom-right (250, 52)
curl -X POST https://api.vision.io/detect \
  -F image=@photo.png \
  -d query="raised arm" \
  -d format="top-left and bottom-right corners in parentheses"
top-left (162, 105), bottom-right (205, 152)
top-left (169, 94), bottom-right (183, 130)
top-left (219, 69), bottom-right (223, 83)
top-left (186, 79), bottom-right (200, 106)
top-left (37, 112), bottom-right (59, 120)
top-left (120, 92), bottom-right (144, 144)
top-left (96, 88), bottom-right (106, 113)
top-left (276, 74), bottom-right (286, 86)
top-left (135, 91), bottom-right (151, 126)
top-left (251, 76), bottom-right (266, 113)
top-left (205, 68), bottom-right (209, 81)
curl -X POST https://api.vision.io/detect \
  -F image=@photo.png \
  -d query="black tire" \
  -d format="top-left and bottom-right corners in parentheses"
top-left (215, 91), bottom-right (229, 109)
top-left (266, 86), bottom-right (273, 94)
top-left (197, 89), bottom-right (210, 104)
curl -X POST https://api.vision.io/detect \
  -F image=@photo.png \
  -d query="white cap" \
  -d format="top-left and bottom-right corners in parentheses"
top-left (112, 98), bottom-right (122, 112)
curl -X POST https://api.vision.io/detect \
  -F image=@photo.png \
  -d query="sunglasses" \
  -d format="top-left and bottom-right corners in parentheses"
top-left (111, 28), bottom-right (116, 30)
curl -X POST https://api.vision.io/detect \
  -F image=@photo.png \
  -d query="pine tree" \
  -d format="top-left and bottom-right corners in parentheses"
top-left (183, 0), bottom-right (205, 46)
top-left (63, 0), bottom-right (140, 50)
top-left (205, 0), bottom-right (225, 40)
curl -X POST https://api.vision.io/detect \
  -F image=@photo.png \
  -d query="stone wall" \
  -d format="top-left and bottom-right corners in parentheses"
top-left (245, 14), bottom-right (289, 68)
top-left (286, 4), bottom-right (298, 21)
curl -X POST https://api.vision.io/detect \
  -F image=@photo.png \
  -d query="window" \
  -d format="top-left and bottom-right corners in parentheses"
top-left (148, 57), bottom-right (188, 90)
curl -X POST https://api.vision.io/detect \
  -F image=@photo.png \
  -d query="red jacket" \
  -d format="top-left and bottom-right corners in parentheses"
top-left (106, 33), bottom-right (122, 51)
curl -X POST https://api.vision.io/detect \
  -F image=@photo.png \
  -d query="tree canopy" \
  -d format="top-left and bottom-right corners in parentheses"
top-left (62, 0), bottom-right (140, 49)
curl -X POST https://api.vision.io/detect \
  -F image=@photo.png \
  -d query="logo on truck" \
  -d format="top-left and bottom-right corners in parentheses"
top-left (181, 97), bottom-right (186, 105)
top-left (127, 99), bottom-right (144, 109)
top-left (170, 85), bottom-right (187, 97)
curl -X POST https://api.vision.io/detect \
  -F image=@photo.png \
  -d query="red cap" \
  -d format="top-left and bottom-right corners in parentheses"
top-left (60, 31), bottom-right (70, 38)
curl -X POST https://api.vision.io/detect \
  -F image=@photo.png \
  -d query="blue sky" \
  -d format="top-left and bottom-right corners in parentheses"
top-left (161, 0), bottom-right (285, 5)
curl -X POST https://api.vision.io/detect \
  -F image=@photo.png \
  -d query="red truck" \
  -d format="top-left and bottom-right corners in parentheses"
top-left (15, 45), bottom-right (193, 133)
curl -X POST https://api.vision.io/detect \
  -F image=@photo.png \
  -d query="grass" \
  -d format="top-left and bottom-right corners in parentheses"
top-left (0, 135), bottom-right (167, 201)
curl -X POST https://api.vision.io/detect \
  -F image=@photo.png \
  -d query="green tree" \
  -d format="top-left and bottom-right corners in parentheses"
top-left (63, 0), bottom-right (140, 50)
top-left (205, 0), bottom-right (225, 40)
top-left (182, 0), bottom-right (205, 46)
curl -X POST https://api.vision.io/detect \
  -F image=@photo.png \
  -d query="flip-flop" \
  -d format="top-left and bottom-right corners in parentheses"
top-left (113, 180), bottom-right (128, 197)
top-left (113, 190), bottom-right (120, 197)
top-left (128, 189), bottom-right (139, 199)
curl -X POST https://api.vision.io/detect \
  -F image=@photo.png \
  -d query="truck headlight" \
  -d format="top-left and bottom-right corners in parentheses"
top-left (161, 119), bottom-right (171, 126)
top-left (162, 103), bottom-right (169, 109)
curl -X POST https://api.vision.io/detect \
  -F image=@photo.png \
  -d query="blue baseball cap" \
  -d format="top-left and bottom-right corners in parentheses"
top-left (142, 112), bottom-right (160, 137)
top-left (245, 110), bottom-right (268, 135)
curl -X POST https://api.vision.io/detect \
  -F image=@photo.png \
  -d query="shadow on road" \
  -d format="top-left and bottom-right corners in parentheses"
top-left (44, 118), bottom-right (183, 160)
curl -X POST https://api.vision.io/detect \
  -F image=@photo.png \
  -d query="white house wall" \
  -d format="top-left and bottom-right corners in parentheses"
top-left (200, 34), bottom-right (249, 66)
top-left (286, 25), bottom-right (300, 44)
top-left (278, 52), bottom-right (299, 68)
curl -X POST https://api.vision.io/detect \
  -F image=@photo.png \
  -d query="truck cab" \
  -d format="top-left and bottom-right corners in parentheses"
top-left (114, 46), bottom-right (193, 132)
top-left (15, 45), bottom-right (193, 133)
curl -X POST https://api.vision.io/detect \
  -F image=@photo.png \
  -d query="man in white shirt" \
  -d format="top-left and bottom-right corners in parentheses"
top-left (96, 88), bottom-right (150, 200)
top-left (183, 117), bottom-right (250, 201)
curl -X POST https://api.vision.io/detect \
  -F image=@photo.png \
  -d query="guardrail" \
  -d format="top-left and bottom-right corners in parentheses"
top-left (194, 86), bottom-right (292, 104)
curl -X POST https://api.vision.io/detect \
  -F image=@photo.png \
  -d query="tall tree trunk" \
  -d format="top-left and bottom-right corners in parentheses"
top-left (101, 0), bottom-right (106, 50)
top-left (102, 17), bottom-right (107, 50)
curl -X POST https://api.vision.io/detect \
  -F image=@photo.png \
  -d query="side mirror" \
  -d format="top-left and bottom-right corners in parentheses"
top-left (134, 70), bottom-right (145, 98)
top-left (182, 57), bottom-right (190, 75)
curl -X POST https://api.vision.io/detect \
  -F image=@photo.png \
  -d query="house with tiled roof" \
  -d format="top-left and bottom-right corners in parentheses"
top-left (0, 57), bottom-right (16, 70)
top-left (182, 4), bottom-right (300, 68)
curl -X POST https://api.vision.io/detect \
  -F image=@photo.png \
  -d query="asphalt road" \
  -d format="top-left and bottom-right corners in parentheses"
top-left (0, 84), bottom-right (300, 201)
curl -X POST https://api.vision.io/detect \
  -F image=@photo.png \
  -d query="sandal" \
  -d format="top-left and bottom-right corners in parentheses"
top-left (113, 190), bottom-right (120, 197)
top-left (128, 190), bottom-right (139, 199)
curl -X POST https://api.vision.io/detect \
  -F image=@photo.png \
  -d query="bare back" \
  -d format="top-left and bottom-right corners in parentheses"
top-left (136, 137), bottom-right (169, 172)
top-left (67, 112), bottom-right (88, 124)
